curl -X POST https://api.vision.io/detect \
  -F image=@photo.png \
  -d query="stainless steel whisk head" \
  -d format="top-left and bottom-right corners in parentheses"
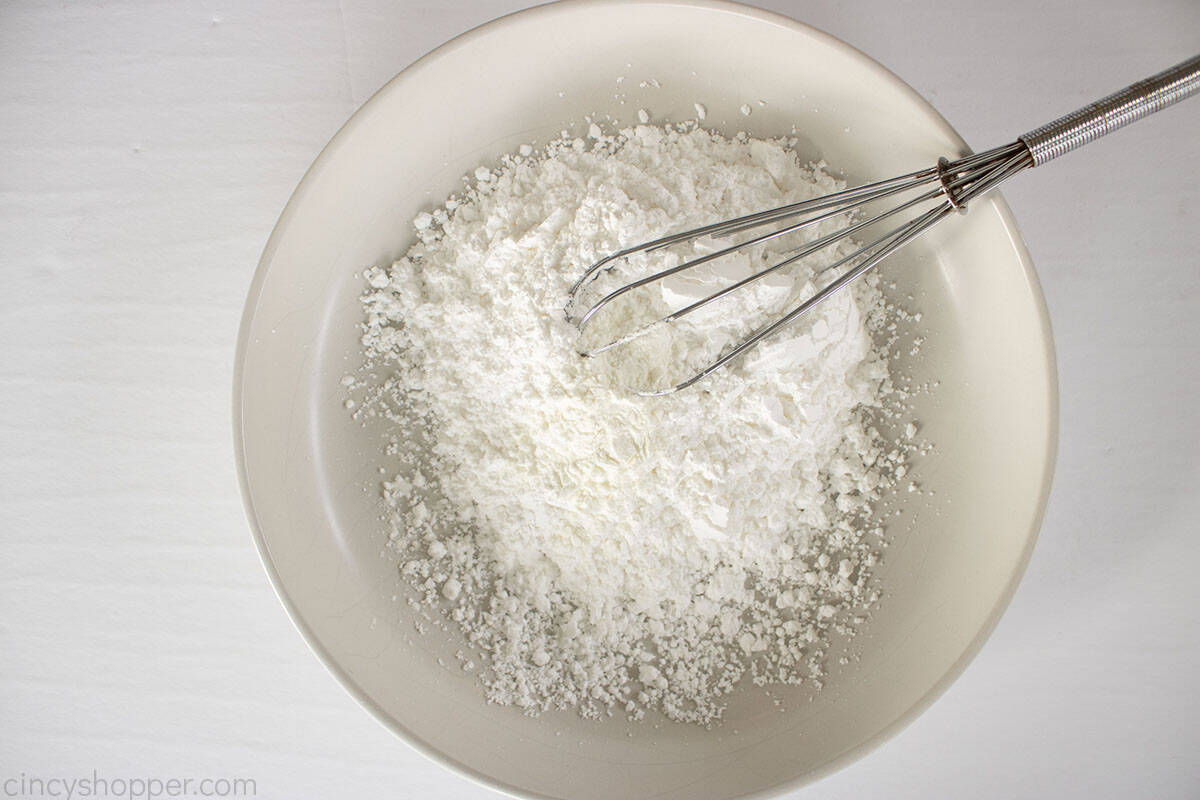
top-left (567, 54), bottom-right (1200, 395)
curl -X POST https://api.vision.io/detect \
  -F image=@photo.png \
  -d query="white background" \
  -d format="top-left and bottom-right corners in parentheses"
top-left (2, 1), bottom-right (1198, 798)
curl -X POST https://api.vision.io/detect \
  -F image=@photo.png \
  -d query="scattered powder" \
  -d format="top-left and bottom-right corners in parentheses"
top-left (354, 122), bottom-right (911, 725)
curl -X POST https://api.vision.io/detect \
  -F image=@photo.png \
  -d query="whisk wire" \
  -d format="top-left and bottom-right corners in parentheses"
top-left (641, 203), bottom-right (956, 395)
top-left (574, 182), bottom-right (947, 348)
top-left (567, 166), bottom-right (937, 297)
top-left (643, 187), bottom-right (943, 324)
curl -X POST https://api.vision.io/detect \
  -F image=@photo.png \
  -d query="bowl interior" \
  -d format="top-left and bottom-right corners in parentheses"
top-left (235, 2), bottom-right (1056, 798)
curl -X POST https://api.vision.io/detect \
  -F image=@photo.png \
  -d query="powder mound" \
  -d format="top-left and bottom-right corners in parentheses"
top-left (355, 123), bottom-right (902, 725)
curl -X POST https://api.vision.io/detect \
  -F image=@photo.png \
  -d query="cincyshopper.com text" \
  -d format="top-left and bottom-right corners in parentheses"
top-left (2, 772), bottom-right (256, 800)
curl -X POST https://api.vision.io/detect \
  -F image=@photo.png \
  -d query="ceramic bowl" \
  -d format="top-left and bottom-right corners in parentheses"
top-left (234, 2), bottom-right (1057, 797)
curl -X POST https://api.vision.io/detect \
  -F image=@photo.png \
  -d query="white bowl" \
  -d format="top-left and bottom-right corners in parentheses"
top-left (234, 1), bottom-right (1057, 797)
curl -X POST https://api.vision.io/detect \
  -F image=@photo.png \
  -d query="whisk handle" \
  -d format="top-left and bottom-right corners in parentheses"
top-left (1019, 54), bottom-right (1200, 167)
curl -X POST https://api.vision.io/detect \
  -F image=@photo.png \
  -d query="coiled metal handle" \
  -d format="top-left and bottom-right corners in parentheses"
top-left (1019, 54), bottom-right (1200, 167)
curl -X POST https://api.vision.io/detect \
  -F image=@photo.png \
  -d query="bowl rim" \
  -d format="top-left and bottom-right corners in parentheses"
top-left (232, 1), bottom-right (1059, 797)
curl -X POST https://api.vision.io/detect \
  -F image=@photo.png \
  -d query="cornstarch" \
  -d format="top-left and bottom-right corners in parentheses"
top-left (354, 123), bottom-right (906, 725)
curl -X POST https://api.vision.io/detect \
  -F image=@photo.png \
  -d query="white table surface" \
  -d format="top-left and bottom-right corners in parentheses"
top-left (2, 1), bottom-right (1198, 798)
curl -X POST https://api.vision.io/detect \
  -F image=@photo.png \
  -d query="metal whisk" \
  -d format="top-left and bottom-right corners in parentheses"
top-left (568, 55), bottom-right (1200, 395)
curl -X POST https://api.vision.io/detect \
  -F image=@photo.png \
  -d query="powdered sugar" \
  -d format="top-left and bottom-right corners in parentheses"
top-left (354, 123), bottom-right (906, 725)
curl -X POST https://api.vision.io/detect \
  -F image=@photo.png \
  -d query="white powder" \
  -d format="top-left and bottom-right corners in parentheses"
top-left (356, 123), bottom-right (904, 725)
